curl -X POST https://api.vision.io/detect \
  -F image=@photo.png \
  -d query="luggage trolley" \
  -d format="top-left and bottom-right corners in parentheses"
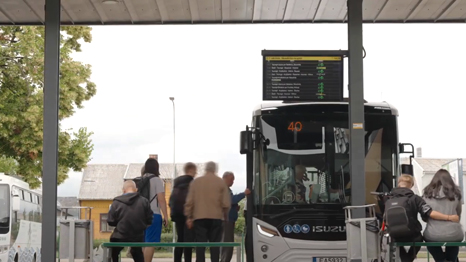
top-left (344, 204), bottom-right (381, 262)
top-left (58, 206), bottom-right (94, 262)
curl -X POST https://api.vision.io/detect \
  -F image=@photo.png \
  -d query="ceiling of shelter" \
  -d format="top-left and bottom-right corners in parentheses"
top-left (0, 0), bottom-right (465, 25)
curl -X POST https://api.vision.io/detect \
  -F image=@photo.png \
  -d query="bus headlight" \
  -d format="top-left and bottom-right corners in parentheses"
top-left (0, 245), bottom-right (8, 253)
top-left (257, 224), bottom-right (278, 237)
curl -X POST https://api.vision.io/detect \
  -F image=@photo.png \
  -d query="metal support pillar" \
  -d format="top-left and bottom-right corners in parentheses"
top-left (347, 0), bottom-right (365, 219)
top-left (245, 152), bottom-right (253, 262)
top-left (41, 0), bottom-right (61, 261)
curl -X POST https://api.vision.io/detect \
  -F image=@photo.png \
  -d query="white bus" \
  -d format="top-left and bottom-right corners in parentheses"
top-left (239, 101), bottom-right (415, 262)
top-left (0, 173), bottom-right (42, 262)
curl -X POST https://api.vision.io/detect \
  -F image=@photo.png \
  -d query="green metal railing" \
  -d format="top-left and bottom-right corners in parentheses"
top-left (101, 241), bottom-right (243, 262)
top-left (395, 242), bottom-right (466, 262)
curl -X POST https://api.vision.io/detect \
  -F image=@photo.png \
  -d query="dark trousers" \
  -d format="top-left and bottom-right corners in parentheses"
top-left (174, 217), bottom-right (195, 262)
top-left (110, 237), bottom-right (144, 262)
top-left (194, 219), bottom-right (223, 262)
top-left (427, 246), bottom-right (460, 262)
top-left (244, 211), bottom-right (250, 262)
top-left (396, 234), bottom-right (423, 262)
top-left (220, 221), bottom-right (235, 262)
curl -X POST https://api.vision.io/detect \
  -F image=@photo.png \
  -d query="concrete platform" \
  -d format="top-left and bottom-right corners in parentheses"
top-left (55, 257), bottom-right (437, 262)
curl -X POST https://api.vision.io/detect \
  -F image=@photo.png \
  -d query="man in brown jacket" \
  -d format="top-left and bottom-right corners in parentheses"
top-left (185, 161), bottom-right (231, 262)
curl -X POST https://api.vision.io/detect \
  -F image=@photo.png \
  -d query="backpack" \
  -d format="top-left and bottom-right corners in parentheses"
top-left (169, 178), bottom-right (191, 219)
top-left (133, 174), bottom-right (157, 203)
top-left (384, 195), bottom-right (415, 239)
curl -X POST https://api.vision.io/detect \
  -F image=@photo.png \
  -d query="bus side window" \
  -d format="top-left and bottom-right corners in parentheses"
top-left (25, 192), bottom-right (31, 202)
top-left (32, 194), bottom-right (38, 204)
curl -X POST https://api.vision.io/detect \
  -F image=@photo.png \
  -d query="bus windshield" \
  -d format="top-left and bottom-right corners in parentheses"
top-left (0, 184), bottom-right (10, 233)
top-left (254, 112), bottom-right (397, 216)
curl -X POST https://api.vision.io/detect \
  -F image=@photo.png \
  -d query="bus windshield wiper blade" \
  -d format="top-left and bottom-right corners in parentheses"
top-left (269, 208), bottom-right (328, 219)
top-left (270, 208), bottom-right (297, 219)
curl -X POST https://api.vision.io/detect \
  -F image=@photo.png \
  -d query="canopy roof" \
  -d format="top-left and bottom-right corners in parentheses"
top-left (1, 0), bottom-right (465, 26)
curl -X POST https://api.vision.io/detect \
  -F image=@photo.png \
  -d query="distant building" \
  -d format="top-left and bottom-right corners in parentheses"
top-left (77, 158), bottom-right (204, 240)
top-left (56, 198), bottom-right (78, 226)
top-left (57, 196), bottom-right (80, 218)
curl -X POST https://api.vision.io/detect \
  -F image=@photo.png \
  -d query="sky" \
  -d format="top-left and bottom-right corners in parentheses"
top-left (57, 23), bottom-right (466, 197)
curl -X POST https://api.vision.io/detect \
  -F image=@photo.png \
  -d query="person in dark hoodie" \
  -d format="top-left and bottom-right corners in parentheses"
top-left (169, 162), bottom-right (197, 262)
top-left (107, 180), bottom-right (153, 262)
top-left (385, 174), bottom-right (459, 262)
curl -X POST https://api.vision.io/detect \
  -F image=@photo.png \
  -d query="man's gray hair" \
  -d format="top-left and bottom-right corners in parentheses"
top-left (223, 171), bottom-right (234, 179)
top-left (205, 161), bottom-right (218, 173)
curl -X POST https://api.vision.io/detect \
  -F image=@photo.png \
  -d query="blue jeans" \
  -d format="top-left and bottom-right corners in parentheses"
top-left (427, 246), bottom-right (459, 262)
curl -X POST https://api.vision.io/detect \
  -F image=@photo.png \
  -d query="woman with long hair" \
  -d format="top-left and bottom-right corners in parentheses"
top-left (423, 169), bottom-right (463, 262)
top-left (142, 158), bottom-right (169, 262)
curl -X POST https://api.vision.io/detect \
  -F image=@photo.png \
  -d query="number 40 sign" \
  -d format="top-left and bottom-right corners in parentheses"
top-left (288, 121), bottom-right (302, 132)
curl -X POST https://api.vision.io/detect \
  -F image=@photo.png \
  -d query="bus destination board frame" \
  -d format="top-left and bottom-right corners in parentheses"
top-left (262, 50), bottom-right (347, 102)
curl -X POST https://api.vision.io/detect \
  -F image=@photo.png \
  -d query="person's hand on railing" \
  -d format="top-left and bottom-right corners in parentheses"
top-left (244, 188), bottom-right (251, 195)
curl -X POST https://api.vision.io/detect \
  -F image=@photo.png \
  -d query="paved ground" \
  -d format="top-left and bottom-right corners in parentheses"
top-left (56, 256), bottom-right (240, 262)
top-left (92, 257), bottom-right (436, 262)
top-left (55, 256), bottom-right (438, 262)
top-left (58, 252), bottom-right (459, 261)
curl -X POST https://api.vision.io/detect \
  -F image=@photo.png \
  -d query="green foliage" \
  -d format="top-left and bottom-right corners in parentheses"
top-left (0, 156), bottom-right (17, 174)
top-left (235, 217), bottom-right (245, 236)
top-left (0, 26), bottom-right (96, 188)
top-left (162, 219), bottom-right (174, 234)
top-left (234, 199), bottom-right (246, 235)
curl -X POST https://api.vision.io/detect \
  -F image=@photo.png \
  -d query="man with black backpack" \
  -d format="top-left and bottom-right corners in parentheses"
top-left (169, 162), bottom-right (197, 262)
top-left (384, 174), bottom-right (459, 262)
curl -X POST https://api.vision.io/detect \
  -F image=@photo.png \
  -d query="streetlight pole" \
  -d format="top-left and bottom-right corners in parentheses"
top-left (169, 97), bottom-right (176, 247)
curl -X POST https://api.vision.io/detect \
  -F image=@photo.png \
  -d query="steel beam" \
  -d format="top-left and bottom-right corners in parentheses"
top-left (347, 0), bottom-right (365, 220)
top-left (245, 151), bottom-right (253, 262)
top-left (41, 0), bottom-right (60, 261)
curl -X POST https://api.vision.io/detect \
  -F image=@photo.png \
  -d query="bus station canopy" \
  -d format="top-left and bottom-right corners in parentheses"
top-left (4, 0), bottom-right (463, 261)
top-left (1, 0), bottom-right (465, 25)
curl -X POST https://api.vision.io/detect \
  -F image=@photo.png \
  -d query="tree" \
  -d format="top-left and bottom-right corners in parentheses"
top-left (0, 156), bottom-right (17, 175)
top-left (0, 26), bottom-right (96, 188)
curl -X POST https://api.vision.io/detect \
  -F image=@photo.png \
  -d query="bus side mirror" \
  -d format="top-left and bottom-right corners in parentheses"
top-left (399, 143), bottom-right (414, 155)
top-left (12, 195), bottom-right (20, 212)
top-left (240, 130), bottom-right (253, 155)
top-left (401, 164), bottom-right (414, 176)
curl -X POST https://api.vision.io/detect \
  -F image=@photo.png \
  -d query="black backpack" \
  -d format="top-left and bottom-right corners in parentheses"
top-left (169, 178), bottom-right (191, 219)
top-left (384, 195), bottom-right (415, 239)
top-left (133, 174), bottom-right (157, 203)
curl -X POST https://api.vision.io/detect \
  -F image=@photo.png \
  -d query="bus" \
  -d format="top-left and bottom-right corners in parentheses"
top-left (239, 101), bottom-right (414, 262)
top-left (0, 173), bottom-right (42, 262)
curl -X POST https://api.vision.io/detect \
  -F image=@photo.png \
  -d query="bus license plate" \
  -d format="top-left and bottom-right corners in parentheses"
top-left (314, 257), bottom-right (347, 262)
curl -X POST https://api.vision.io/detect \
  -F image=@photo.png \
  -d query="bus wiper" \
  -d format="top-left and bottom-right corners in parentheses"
top-left (270, 208), bottom-right (297, 219)
top-left (269, 207), bottom-right (328, 219)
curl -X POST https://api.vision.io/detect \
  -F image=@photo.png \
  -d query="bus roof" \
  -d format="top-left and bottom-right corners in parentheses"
top-left (253, 101), bottom-right (399, 116)
top-left (0, 173), bottom-right (42, 194)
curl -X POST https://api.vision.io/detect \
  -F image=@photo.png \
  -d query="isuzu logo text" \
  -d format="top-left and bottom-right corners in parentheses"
top-left (312, 226), bottom-right (346, 233)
